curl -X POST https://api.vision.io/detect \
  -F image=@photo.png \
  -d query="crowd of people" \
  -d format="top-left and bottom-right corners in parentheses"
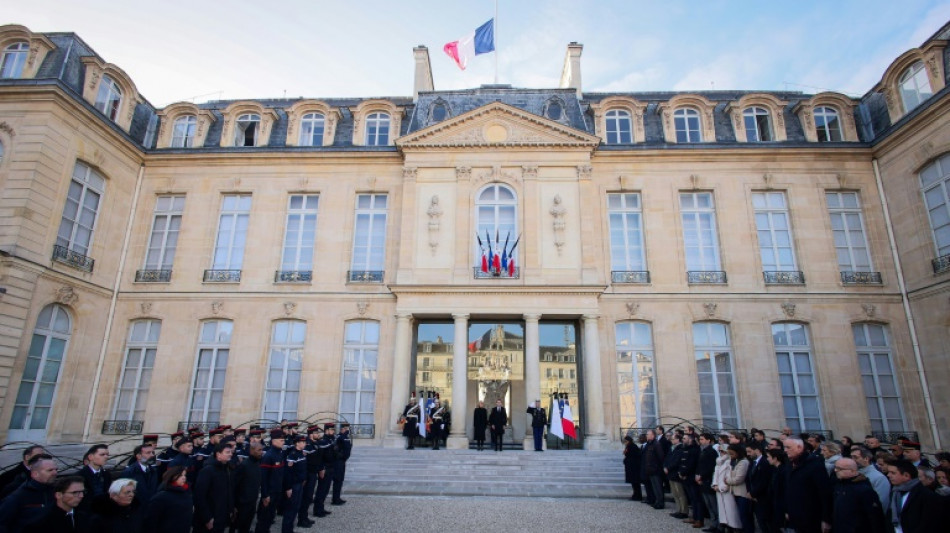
top-left (0, 420), bottom-right (353, 533)
top-left (623, 426), bottom-right (949, 533)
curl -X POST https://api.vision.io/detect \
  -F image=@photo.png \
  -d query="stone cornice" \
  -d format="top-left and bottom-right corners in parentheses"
top-left (387, 284), bottom-right (607, 296)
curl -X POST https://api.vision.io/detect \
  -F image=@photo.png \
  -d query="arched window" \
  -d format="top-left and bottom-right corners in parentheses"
top-left (772, 322), bottom-right (822, 433)
top-left (475, 184), bottom-right (518, 277)
top-left (814, 106), bottom-right (842, 142)
top-left (339, 320), bottom-right (379, 429)
top-left (919, 153), bottom-right (950, 264)
top-left (263, 320), bottom-right (306, 421)
top-left (112, 320), bottom-right (161, 422)
top-left (365, 112), bottom-right (390, 146)
top-left (430, 102), bottom-right (447, 123)
top-left (0, 42), bottom-right (29, 78)
top-left (605, 109), bottom-right (632, 144)
top-left (674, 108), bottom-right (702, 143)
top-left (546, 100), bottom-right (563, 121)
top-left (9, 304), bottom-right (72, 438)
top-left (187, 320), bottom-right (232, 424)
top-left (171, 115), bottom-right (197, 148)
top-left (233, 113), bottom-right (260, 147)
top-left (899, 61), bottom-right (933, 113)
top-left (743, 107), bottom-right (773, 142)
top-left (615, 321), bottom-right (657, 428)
top-left (853, 323), bottom-right (905, 433)
top-left (692, 322), bottom-right (739, 429)
top-left (94, 75), bottom-right (123, 121)
top-left (299, 112), bottom-right (325, 146)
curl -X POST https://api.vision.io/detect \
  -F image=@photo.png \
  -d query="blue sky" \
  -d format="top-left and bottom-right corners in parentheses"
top-left (8, 1), bottom-right (949, 106)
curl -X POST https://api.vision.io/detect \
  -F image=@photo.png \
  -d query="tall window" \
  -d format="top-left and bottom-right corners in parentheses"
top-left (743, 107), bottom-right (773, 142)
top-left (94, 75), bottom-right (123, 121)
top-left (365, 112), bottom-right (390, 146)
top-left (674, 108), bottom-right (702, 143)
top-left (280, 194), bottom-right (319, 276)
top-left (826, 192), bottom-right (873, 274)
top-left (680, 192), bottom-right (721, 271)
top-left (919, 153), bottom-right (950, 259)
top-left (171, 115), bottom-right (197, 148)
top-left (605, 109), bottom-right (632, 144)
top-left (693, 322), bottom-right (740, 429)
top-left (753, 192), bottom-right (797, 271)
top-left (899, 61), bottom-right (933, 113)
top-left (143, 195), bottom-right (185, 275)
top-left (339, 320), bottom-right (379, 428)
top-left (212, 195), bottom-right (251, 271)
top-left (187, 320), bottom-right (232, 424)
top-left (299, 113), bottom-right (325, 146)
top-left (0, 139), bottom-right (5, 164)
top-left (608, 193), bottom-right (646, 274)
top-left (112, 320), bottom-right (160, 422)
top-left (773, 322), bottom-right (822, 433)
top-left (475, 184), bottom-right (518, 273)
top-left (263, 320), bottom-right (305, 421)
top-left (350, 194), bottom-right (387, 281)
top-left (56, 161), bottom-right (105, 257)
top-left (814, 107), bottom-right (842, 142)
top-left (9, 304), bottom-right (71, 433)
top-left (233, 114), bottom-right (260, 147)
top-left (615, 322), bottom-right (657, 429)
top-left (0, 42), bottom-right (28, 78)
top-left (853, 323), bottom-right (906, 433)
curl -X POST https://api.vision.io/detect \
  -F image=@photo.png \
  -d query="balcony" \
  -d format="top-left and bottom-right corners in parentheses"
top-left (101, 420), bottom-right (144, 435)
top-left (763, 271), bottom-right (805, 284)
top-left (870, 430), bottom-right (919, 444)
top-left (473, 266), bottom-right (520, 279)
top-left (840, 271), bottom-right (883, 284)
top-left (275, 270), bottom-right (312, 283)
top-left (52, 245), bottom-right (94, 272)
top-left (135, 269), bottom-right (172, 283)
top-left (203, 269), bottom-right (241, 283)
top-left (611, 270), bottom-right (651, 284)
top-left (687, 271), bottom-right (727, 284)
top-left (348, 270), bottom-right (384, 283)
top-left (350, 424), bottom-right (375, 439)
top-left (177, 421), bottom-right (220, 432)
top-left (932, 253), bottom-right (950, 274)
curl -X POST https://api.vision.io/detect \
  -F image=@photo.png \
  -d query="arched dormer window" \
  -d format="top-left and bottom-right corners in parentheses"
top-left (0, 139), bottom-right (4, 164)
top-left (659, 95), bottom-right (716, 144)
top-left (674, 108), bottom-right (702, 143)
top-left (605, 109), bottom-right (632, 144)
top-left (430, 101), bottom-right (448, 123)
top-left (80, 57), bottom-right (142, 133)
top-left (743, 107), bottom-right (773, 142)
top-left (0, 42), bottom-right (28, 78)
top-left (365, 112), bottom-right (390, 146)
top-left (793, 92), bottom-right (857, 143)
top-left (545, 99), bottom-right (564, 121)
top-left (156, 103), bottom-right (215, 149)
top-left (285, 100), bottom-right (339, 147)
top-left (94, 75), bottom-right (123, 121)
top-left (727, 94), bottom-right (788, 142)
top-left (814, 107), bottom-right (842, 142)
top-left (234, 114), bottom-right (261, 147)
top-left (298, 113), bottom-right (325, 146)
top-left (591, 97), bottom-right (646, 144)
top-left (876, 44), bottom-right (947, 122)
top-left (171, 115), bottom-right (197, 148)
top-left (474, 183), bottom-right (518, 278)
top-left (351, 100), bottom-right (401, 147)
top-left (0, 26), bottom-right (55, 80)
top-left (899, 61), bottom-right (933, 113)
top-left (220, 102), bottom-right (277, 148)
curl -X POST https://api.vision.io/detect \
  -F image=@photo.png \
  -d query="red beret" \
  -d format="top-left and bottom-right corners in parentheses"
top-left (269, 429), bottom-right (285, 440)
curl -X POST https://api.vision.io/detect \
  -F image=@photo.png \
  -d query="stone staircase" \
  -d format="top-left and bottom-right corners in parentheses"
top-left (342, 447), bottom-right (630, 499)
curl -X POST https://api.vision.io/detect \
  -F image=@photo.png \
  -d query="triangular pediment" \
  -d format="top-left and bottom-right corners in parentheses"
top-left (396, 101), bottom-right (600, 150)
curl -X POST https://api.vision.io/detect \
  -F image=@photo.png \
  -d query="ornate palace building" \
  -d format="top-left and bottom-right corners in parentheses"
top-left (0, 21), bottom-right (948, 450)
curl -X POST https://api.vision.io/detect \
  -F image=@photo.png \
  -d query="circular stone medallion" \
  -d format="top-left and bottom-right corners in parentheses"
top-left (484, 123), bottom-right (508, 143)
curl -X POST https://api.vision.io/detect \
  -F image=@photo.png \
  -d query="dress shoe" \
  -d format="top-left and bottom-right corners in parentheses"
top-left (692, 521), bottom-right (705, 528)
top-left (314, 511), bottom-right (331, 517)
top-left (298, 518), bottom-right (315, 527)
top-left (702, 528), bottom-right (718, 533)
top-left (670, 512), bottom-right (687, 518)
top-left (331, 499), bottom-right (346, 505)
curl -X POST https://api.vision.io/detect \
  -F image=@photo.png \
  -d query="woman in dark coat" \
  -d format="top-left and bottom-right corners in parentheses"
top-left (473, 401), bottom-right (488, 451)
top-left (88, 478), bottom-right (144, 533)
top-left (623, 435), bottom-right (643, 500)
top-left (142, 467), bottom-right (193, 533)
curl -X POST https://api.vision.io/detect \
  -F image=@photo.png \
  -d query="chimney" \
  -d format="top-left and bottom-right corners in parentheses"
top-left (413, 45), bottom-right (434, 101)
top-left (559, 42), bottom-right (583, 97)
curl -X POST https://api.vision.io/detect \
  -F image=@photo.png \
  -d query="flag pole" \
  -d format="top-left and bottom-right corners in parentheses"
top-left (494, 0), bottom-right (499, 84)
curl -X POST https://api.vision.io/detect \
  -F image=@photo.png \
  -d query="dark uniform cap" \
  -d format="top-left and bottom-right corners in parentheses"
top-left (340, 423), bottom-right (350, 428)
top-left (294, 435), bottom-right (307, 443)
top-left (188, 426), bottom-right (201, 434)
top-left (308, 425), bottom-right (322, 434)
top-left (189, 431), bottom-right (205, 440)
top-left (324, 423), bottom-right (335, 430)
top-left (903, 441), bottom-right (922, 450)
top-left (209, 428), bottom-right (224, 436)
top-left (281, 421), bottom-right (299, 428)
top-left (269, 428), bottom-right (285, 440)
top-left (220, 425), bottom-right (233, 431)
top-left (233, 428), bottom-right (246, 435)
top-left (142, 434), bottom-right (159, 442)
top-left (221, 435), bottom-right (237, 445)
top-left (249, 429), bottom-right (265, 436)
top-left (171, 431), bottom-right (184, 439)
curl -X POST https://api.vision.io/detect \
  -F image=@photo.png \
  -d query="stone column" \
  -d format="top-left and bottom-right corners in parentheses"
top-left (523, 313), bottom-right (542, 449)
top-left (582, 314), bottom-right (609, 450)
top-left (384, 313), bottom-right (413, 448)
top-left (447, 313), bottom-right (470, 449)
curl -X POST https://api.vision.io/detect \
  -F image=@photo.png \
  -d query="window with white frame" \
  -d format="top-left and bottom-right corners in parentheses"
top-left (143, 195), bottom-right (185, 274)
top-left (853, 323), bottom-right (906, 433)
top-left (350, 194), bottom-right (387, 280)
top-left (212, 195), bottom-right (251, 271)
top-left (233, 114), bottom-right (260, 147)
top-left (299, 113), bottom-right (325, 146)
top-left (0, 42), bottom-right (28, 78)
top-left (773, 322), bottom-right (823, 433)
top-left (9, 304), bottom-right (71, 432)
top-left (143, 114), bottom-right (158, 148)
top-left (899, 61), bottom-right (933, 113)
top-left (753, 191), bottom-right (797, 271)
top-left (608, 193), bottom-right (645, 273)
top-left (680, 192), bottom-right (721, 271)
top-left (693, 322), bottom-right (740, 429)
top-left (187, 320), bottom-right (232, 424)
top-left (615, 321), bottom-right (658, 429)
top-left (475, 184), bottom-right (518, 273)
top-left (94, 75), bottom-right (123, 121)
top-left (280, 194), bottom-right (319, 274)
top-left (674, 108), bottom-right (702, 143)
top-left (826, 192), bottom-right (873, 274)
top-left (262, 320), bottom-right (305, 421)
top-left (814, 106), bottom-right (842, 142)
top-left (112, 320), bottom-right (160, 422)
top-left (56, 161), bottom-right (105, 257)
top-left (171, 115), bottom-right (197, 148)
top-left (919, 153), bottom-right (950, 259)
top-left (339, 320), bottom-right (379, 428)
top-left (743, 107), bottom-right (773, 142)
top-left (605, 109), bottom-right (632, 144)
top-left (364, 112), bottom-right (390, 146)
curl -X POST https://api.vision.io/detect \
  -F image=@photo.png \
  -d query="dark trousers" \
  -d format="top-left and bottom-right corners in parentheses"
top-left (701, 490), bottom-right (719, 527)
top-left (630, 482), bottom-right (643, 499)
top-left (490, 430), bottom-right (503, 450)
top-left (644, 474), bottom-right (656, 504)
top-left (281, 482), bottom-right (303, 533)
top-left (532, 426), bottom-right (543, 450)
top-left (753, 497), bottom-right (774, 533)
top-left (254, 495), bottom-right (278, 533)
top-left (230, 502), bottom-right (256, 533)
top-left (685, 481), bottom-right (704, 522)
top-left (298, 471), bottom-right (318, 520)
top-left (648, 474), bottom-right (664, 508)
top-left (735, 496), bottom-right (754, 533)
top-left (313, 468), bottom-right (332, 514)
top-left (330, 462), bottom-right (345, 502)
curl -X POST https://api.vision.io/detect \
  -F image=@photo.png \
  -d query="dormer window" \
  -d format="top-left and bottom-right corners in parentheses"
top-left (674, 108), bottom-right (702, 143)
top-left (299, 113), bottom-right (325, 146)
top-left (171, 115), bottom-right (197, 148)
top-left (365, 112), bottom-right (390, 146)
top-left (234, 114), bottom-right (260, 147)
top-left (814, 107), bottom-right (842, 142)
top-left (0, 42), bottom-right (28, 78)
top-left (899, 61), bottom-right (933, 113)
top-left (743, 107), bottom-right (773, 142)
top-left (94, 75), bottom-right (123, 121)
top-left (605, 109), bottom-right (632, 144)
top-left (430, 103), bottom-right (447, 123)
top-left (547, 102), bottom-right (562, 121)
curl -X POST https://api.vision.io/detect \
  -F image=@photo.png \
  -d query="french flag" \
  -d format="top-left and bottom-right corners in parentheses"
top-left (443, 19), bottom-right (495, 70)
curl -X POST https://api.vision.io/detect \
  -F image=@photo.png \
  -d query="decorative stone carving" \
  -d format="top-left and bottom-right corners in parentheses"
top-left (862, 303), bottom-right (876, 318)
top-left (427, 195), bottom-right (443, 254)
top-left (211, 301), bottom-right (223, 315)
top-left (690, 174), bottom-right (700, 190)
top-left (0, 122), bottom-right (15, 137)
top-left (836, 173), bottom-right (847, 188)
top-left (763, 173), bottom-right (773, 189)
top-left (56, 286), bottom-right (78, 306)
top-left (781, 302), bottom-right (796, 318)
top-left (403, 167), bottom-right (417, 181)
top-left (140, 302), bottom-right (152, 315)
top-left (522, 166), bottom-right (538, 180)
top-left (357, 301), bottom-right (369, 316)
top-left (703, 302), bottom-right (717, 318)
top-left (476, 166), bottom-right (519, 185)
top-left (28, 46), bottom-right (39, 68)
top-left (626, 301), bottom-right (639, 316)
top-left (577, 165), bottom-right (592, 180)
top-left (284, 302), bottom-right (296, 316)
top-left (550, 194), bottom-right (567, 254)
top-left (88, 68), bottom-right (100, 89)
top-left (455, 166), bottom-right (471, 181)
top-left (925, 52), bottom-right (940, 84)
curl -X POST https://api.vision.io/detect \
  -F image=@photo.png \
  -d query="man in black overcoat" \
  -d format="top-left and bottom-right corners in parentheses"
top-left (782, 437), bottom-right (832, 533)
top-left (194, 443), bottom-right (234, 533)
top-left (473, 401), bottom-right (488, 451)
top-left (488, 399), bottom-right (507, 452)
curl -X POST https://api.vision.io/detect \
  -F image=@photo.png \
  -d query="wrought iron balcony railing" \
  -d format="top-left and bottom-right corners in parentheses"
top-left (135, 269), bottom-right (172, 282)
top-left (177, 421), bottom-right (221, 432)
top-left (275, 270), bottom-right (312, 283)
top-left (870, 430), bottom-right (919, 444)
top-left (101, 420), bottom-right (144, 435)
top-left (932, 253), bottom-right (950, 274)
top-left (350, 424), bottom-right (375, 439)
top-left (687, 271), bottom-right (727, 284)
top-left (611, 270), bottom-right (651, 284)
top-left (203, 269), bottom-right (241, 282)
top-left (473, 267), bottom-right (520, 279)
top-left (348, 270), bottom-right (384, 283)
top-left (840, 271), bottom-right (883, 284)
top-left (52, 245), bottom-right (94, 272)
top-left (763, 271), bottom-right (805, 284)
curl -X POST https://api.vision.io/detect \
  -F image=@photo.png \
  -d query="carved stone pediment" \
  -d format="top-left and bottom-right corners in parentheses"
top-left (395, 102), bottom-right (600, 151)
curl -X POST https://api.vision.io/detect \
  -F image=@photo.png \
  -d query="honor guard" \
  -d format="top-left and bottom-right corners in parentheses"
top-left (429, 398), bottom-right (446, 450)
top-left (402, 392), bottom-right (421, 449)
top-left (254, 429), bottom-right (286, 533)
top-left (167, 433), bottom-right (198, 487)
top-left (526, 400), bottom-right (547, 451)
top-left (190, 429), bottom-right (208, 467)
top-left (331, 422), bottom-right (352, 505)
top-left (297, 425), bottom-right (324, 528)
top-left (311, 423), bottom-right (337, 518)
top-left (232, 428), bottom-right (248, 464)
top-left (281, 435), bottom-right (309, 532)
top-left (200, 428), bottom-right (225, 468)
top-left (155, 430), bottom-right (184, 478)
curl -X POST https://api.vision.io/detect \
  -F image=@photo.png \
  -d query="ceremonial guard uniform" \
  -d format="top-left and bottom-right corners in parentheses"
top-left (298, 426), bottom-right (324, 526)
top-left (281, 435), bottom-right (308, 532)
top-left (402, 393), bottom-right (421, 449)
top-left (429, 400), bottom-right (447, 450)
top-left (331, 423), bottom-right (352, 504)
top-left (168, 435), bottom-right (199, 487)
top-left (155, 430), bottom-right (184, 478)
top-left (254, 429), bottom-right (286, 533)
top-left (312, 423), bottom-right (337, 518)
top-left (526, 401), bottom-right (547, 451)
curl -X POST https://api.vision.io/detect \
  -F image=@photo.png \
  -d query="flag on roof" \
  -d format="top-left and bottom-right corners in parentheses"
top-left (443, 19), bottom-right (495, 70)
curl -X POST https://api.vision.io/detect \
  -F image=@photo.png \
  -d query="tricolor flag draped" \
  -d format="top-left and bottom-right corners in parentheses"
top-left (561, 396), bottom-right (577, 439)
top-left (417, 396), bottom-right (427, 438)
top-left (549, 395), bottom-right (564, 439)
top-left (443, 19), bottom-right (495, 70)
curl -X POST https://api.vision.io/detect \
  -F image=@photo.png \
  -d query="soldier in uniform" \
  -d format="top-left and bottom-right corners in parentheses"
top-left (331, 423), bottom-right (352, 505)
top-left (254, 429), bottom-right (286, 533)
top-left (232, 441), bottom-right (262, 533)
top-left (231, 429), bottom-right (248, 465)
top-left (298, 425), bottom-right (324, 527)
top-left (168, 433), bottom-right (199, 487)
top-left (155, 430), bottom-right (184, 478)
top-left (312, 423), bottom-right (337, 518)
top-left (429, 399), bottom-right (446, 450)
top-left (402, 392), bottom-right (421, 450)
top-left (190, 430), bottom-right (209, 468)
top-left (281, 435), bottom-right (308, 532)
top-left (526, 400), bottom-right (548, 451)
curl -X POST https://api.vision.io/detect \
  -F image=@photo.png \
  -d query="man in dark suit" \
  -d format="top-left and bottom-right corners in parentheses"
top-left (0, 446), bottom-right (44, 499)
top-left (488, 399), bottom-right (507, 452)
top-left (782, 437), bottom-right (832, 533)
top-left (696, 433), bottom-right (719, 532)
top-left (21, 475), bottom-right (88, 533)
top-left (642, 429), bottom-right (666, 509)
top-left (120, 444), bottom-right (159, 505)
top-left (78, 444), bottom-right (111, 511)
top-left (885, 458), bottom-right (943, 533)
top-left (746, 442), bottom-right (774, 533)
